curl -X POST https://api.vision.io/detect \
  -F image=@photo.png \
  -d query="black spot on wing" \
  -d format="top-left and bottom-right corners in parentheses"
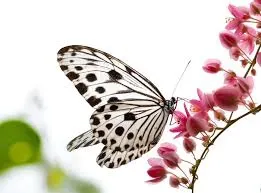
top-left (66, 72), bottom-right (79, 80)
top-left (124, 113), bottom-right (135, 120)
top-left (110, 139), bottom-right (116, 145)
top-left (104, 114), bottom-right (111, 120)
top-left (96, 106), bottom-right (105, 112)
top-left (110, 105), bottom-right (118, 111)
top-left (124, 144), bottom-right (130, 150)
top-left (108, 70), bottom-right (122, 80)
top-left (75, 66), bottom-right (83, 70)
top-left (95, 86), bottom-right (105, 94)
top-left (115, 146), bottom-right (121, 151)
top-left (108, 163), bottom-right (114, 168)
top-left (106, 123), bottom-right (113, 129)
top-left (107, 97), bottom-right (120, 103)
top-left (75, 83), bottom-right (88, 95)
top-left (92, 117), bottom-right (100, 126)
top-left (115, 126), bottom-right (124, 136)
top-left (97, 130), bottom-right (105, 137)
top-left (86, 73), bottom-right (97, 82)
top-left (127, 132), bottom-right (134, 140)
top-left (60, 65), bottom-right (68, 71)
top-left (87, 96), bottom-right (101, 107)
top-left (102, 139), bottom-right (107, 145)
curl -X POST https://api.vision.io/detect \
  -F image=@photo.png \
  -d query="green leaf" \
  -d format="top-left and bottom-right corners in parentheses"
top-left (0, 119), bottom-right (41, 172)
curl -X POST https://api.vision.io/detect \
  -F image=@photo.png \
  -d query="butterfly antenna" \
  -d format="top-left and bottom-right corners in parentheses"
top-left (171, 60), bottom-right (191, 97)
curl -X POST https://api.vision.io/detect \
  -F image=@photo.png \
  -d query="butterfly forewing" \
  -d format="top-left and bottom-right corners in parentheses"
top-left (57, 45), bottom-right (170, 168)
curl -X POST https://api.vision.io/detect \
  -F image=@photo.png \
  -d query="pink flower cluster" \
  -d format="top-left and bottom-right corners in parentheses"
top-left (146, 1), bottom-right (259, 189)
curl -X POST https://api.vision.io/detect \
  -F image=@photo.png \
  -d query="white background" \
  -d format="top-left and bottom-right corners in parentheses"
top-left (0, 0), bottom-right (261, 193)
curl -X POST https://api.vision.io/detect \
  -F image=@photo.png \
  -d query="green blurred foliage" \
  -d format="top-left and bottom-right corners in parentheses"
top-left (67, 177), bottom-right (100, 193)
top-left (0, 119), bottom-right (100, 193)
top-left (0, 119), bottom-right (41, 172)
top-left (47, 166), bottom-right (66, 189)
top-left (47, 166), bottom-right (100, 193)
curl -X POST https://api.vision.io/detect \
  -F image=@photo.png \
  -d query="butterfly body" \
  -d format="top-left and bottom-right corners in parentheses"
top-left (57, 45), bottom-right (177, 168)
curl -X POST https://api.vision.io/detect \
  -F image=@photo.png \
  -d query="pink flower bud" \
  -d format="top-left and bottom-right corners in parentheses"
top-left (251, 69), bottom-right (256, 76)
top-left (202, 136), bottom-right (210, 143)
top-left (162, 151), bottom-right (181, 169)
top-left (214, 109), bottom-right (226, 121)
top-left (183, 138), bottom-right (196, 152)
top-left (147, 166), bottom-right (167, 178)
top-left (180, 177), bottom-right (189, 184)
top-left (157, 142), bottom-right (177, 157)
top-left (148, 158), bottom-right (164, 167)
top-left (169, 176), bottom-right (180, 188)
top-left (213, 85), bottom-right (241, 111)
top-left (203, 59), bottom-right (222, 73)
top-left (241, 59), bottom-right (248, 68)
top-left (248, 101), bottom-right (256, 109)
top-left (219, 31), bottom-right (238, 49)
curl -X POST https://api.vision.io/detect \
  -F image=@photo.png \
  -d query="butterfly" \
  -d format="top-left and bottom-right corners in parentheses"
top-left (57, 45), bottom-right (177, 168)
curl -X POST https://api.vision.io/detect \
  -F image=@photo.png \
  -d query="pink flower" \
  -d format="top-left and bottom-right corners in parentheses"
top-left (202, 59), bottom-right (222, 74)
top-left (250, 2), bottom-right (261, 15)
top-left (157, 143), bottom-right (181, 169)
top-left (255, 0), bottom-right (261, 4)
top-left (146, 158), bottom-right (167, 182)
top-left (234, 24), bottom-right (256, 37)
top-left (228, 4), bottom-right (250, 20)
top-left (147, 165), bottom-right (167, 183)
top-left (196, 89), bottom-right (215, 111)
top-left (190, 88), bottom-right (215, 114)
top-left (238, 34), bottom-right (255, 54)
top-left (226, 18), bottom-right (241, 30)
top-left (157, 142), bottom-right (177, 157)
top-left (183, 138), bottom-right (196, 152)
top-left (161, 151), bottom-right (181, 169)
top-left (256, 52), bottom-right (261, 66)
top-left (219, 31), bottom-right (238, 49)
top-left (169, 176), bottom-right (180, 188)
top-left (229, 47), bottom-right (241, 60)
top-left (224, 71), bottom-right (237, 85)
top-left (236, 76), bottom-right (254, 97)
top-left (213, 85), bottom-right (241, 111)
top-left (170, 106), bottom-right (190, 138)
top-left (186, 113), bottom-right (211, 136)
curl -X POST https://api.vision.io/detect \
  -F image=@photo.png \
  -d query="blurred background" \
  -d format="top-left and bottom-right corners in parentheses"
top-left (0, 0), bottom-right (261, 193)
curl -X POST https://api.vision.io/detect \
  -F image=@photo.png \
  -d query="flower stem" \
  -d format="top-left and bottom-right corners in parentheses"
top-left (190, 104), bottom-right (261, 192)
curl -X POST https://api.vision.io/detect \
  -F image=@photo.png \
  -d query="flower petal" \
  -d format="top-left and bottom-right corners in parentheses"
top-left (213, 85), bottom-right (241, 111)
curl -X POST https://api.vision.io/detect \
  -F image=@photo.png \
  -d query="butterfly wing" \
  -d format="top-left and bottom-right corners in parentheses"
top-left (57, 45), bottom-right (169, 168)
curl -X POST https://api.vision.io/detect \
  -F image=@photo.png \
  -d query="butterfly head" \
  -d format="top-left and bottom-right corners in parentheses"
top-left (166, 97), bottom-right (177, 114)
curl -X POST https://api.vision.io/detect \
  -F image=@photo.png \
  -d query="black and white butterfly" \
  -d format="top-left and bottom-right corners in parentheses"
top-left (57, 45), bottom-right (177, 168)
